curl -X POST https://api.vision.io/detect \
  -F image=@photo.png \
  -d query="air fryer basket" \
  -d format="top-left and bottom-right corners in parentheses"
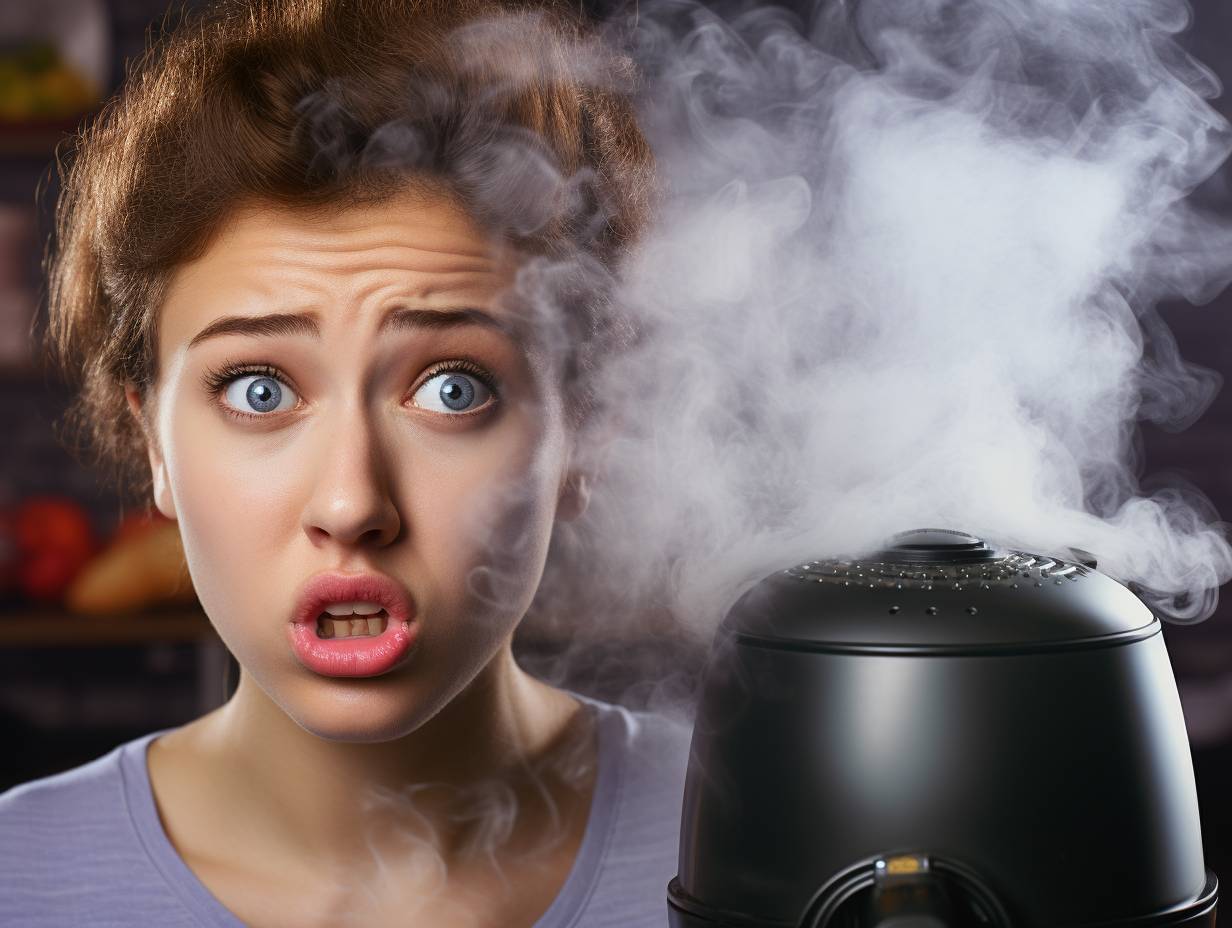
top-left (668, 530), bottom-right (1219, 928)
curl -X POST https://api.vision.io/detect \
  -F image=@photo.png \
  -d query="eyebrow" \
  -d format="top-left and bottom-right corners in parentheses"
top-left (186, 306), bottom-right (518, 350)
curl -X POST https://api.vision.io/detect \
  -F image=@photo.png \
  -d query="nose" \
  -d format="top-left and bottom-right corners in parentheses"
top-left (301, 410), bottom-right (402, 549)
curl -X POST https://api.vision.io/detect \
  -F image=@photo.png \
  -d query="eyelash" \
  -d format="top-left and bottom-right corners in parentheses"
top-left (201, 358), bottom-right (500, 421)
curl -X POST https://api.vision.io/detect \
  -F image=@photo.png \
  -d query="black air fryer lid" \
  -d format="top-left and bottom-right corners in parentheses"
top-left (728, 528), bottom-right (1157, 654)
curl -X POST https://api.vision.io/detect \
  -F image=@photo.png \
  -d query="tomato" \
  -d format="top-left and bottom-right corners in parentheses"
top-left (19, 547), bottom-right (93, 603)
top-left (12, 496), bottom-right (98, 605)
top-left (14, 495), bottom-right (96, 560)
top-left (0, 505), bottom-right (17, 596)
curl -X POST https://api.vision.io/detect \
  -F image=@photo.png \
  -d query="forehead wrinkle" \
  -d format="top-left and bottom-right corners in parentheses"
top-left (277, 234), bottom-right (496, 260)
top-left (207, 250), bottom-right (506, 325)
top-left (192, 196), bottom-right (508, 299)
top-left (277, 262), bottom-right (511, 334)
top-left (351, 274), bottom-right (496, 312)
top-left (164, 195), bottom-right (523, 362)
top-left (233, 243), bottom-right (498, 277)
top-left (222, 208), bottom-right (497, 257)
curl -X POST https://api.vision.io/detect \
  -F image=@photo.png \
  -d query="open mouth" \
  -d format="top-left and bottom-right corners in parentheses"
top-left (315, 609), bottom-right (389, 639)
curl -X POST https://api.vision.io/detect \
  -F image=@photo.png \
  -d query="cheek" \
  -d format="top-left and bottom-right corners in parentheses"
top-left (411, 420), bottom-right (564, 608)
top-left (160, 405), bottom-right (300, 637)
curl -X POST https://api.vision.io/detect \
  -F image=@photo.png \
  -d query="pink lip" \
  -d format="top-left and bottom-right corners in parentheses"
top-left (287, 570), bottom-right (419, 678)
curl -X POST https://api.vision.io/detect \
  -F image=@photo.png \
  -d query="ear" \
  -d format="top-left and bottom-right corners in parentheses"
top-left (124, 382), bottom-right (177, 521)
top-left (556, 470), bottom-right (592, 522)
top-left (556, 414), bottom-right (624, 523)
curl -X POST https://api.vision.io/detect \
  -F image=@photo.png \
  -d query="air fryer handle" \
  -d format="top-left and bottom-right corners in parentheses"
top-left (862, 870), bottom-right (958, 928)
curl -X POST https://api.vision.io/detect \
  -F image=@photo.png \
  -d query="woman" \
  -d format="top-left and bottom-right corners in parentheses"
top-left (0, 1), bottom-right (691, 926)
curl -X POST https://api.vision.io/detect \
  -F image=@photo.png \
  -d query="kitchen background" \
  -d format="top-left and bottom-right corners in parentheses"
top-left (2, 0), bottom-right (1231, 885)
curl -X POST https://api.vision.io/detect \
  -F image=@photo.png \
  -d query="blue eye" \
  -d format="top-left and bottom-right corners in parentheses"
top-left (204, 361), bottom-right (497, 421)
top-left (413, 372), bottom-right (493, 414)
top-left (222, 373), bottom-right (298, 416)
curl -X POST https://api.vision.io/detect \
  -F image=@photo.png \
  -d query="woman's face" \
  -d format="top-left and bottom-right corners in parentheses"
top-left (127, 188), bottom-right (581, 743)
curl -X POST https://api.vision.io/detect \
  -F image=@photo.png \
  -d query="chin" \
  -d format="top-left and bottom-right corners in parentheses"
top-left (278, 671), bottom-right (450, 744)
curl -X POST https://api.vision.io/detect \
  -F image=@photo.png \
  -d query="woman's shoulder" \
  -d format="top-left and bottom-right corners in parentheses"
top-left (613, 701), bottom-right (693, 777)
top-left (1, 740), bottom-right (126, 822)
top-left (575, 690), bottom-right (692, 763)
top-left (0, 730), bottom-right (162, 862)
top-left (541, 692), bottom-right (693, 926)
top-left (0, 729), bottom-right (204, 926)
top-left (573, 691), bottom-right (694, 824)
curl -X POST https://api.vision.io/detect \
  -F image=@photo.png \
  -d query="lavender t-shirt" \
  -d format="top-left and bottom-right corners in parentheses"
top-left (0, 692), bottom-right (691, 927)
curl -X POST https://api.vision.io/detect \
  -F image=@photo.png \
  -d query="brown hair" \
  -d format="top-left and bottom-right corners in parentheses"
top-left (38, 0), bottom-right (656, 510)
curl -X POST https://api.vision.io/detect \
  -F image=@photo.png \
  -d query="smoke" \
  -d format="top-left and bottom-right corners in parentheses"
top-left (264, 711), bottom-right (596, 927)
top-left (201, 0), bottom-right (1232, 918)
top-left (524, 0), bottom-right (1232, 646)
top-left (327, 727), bottom-right (594, 926)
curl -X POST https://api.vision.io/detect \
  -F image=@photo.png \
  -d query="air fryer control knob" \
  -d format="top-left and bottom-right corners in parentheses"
top-left (880, 528), bottom-right (998, 564)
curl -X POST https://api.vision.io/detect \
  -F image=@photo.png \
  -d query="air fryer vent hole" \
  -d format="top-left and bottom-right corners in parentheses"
top-left (785, 552), bottom-right (1091, 592)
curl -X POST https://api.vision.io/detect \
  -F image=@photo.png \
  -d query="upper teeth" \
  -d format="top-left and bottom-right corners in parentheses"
top-left (322, 601), bottom-right (385, 616)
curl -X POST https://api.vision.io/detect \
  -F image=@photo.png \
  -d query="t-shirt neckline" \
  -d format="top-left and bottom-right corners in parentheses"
top-left (118, 691), bottom-right (626, 928)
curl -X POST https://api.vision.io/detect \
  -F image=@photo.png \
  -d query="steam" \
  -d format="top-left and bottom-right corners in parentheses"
top-left (293, 729), bottom-right (591, 921)
top-left (528, 0), bottom-right (1232, 643)
top-left (328, 739), bottom-right (591, 926)
top-left (193, 0), bottom-right (1232, 920)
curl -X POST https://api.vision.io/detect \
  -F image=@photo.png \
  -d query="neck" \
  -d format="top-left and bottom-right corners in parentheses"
top-left (188, 644), bottom-right (595, 875)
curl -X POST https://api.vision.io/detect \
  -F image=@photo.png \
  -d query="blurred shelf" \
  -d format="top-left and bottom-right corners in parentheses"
top-left (0, 606), bottom-right (215, 647)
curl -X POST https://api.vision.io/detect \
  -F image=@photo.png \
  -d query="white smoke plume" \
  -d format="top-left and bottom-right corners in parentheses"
top-left (246, 0), bottom-right (1232, 914)
top-left (530, 0), bottom-right (1232, 653)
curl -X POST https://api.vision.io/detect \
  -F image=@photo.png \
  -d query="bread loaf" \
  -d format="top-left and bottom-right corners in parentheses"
top-left (64, 519), bottom-right (197, 615)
